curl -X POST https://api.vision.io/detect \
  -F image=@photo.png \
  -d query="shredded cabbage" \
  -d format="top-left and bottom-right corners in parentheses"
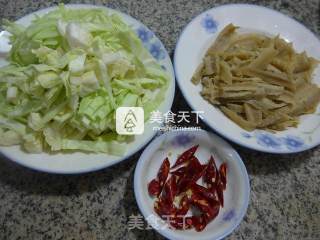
top-left (0, 5), bottom-right (169, 155)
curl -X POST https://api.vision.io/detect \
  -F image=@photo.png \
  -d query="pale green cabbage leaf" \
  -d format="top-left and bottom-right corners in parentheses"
top-left (0, 5), bottom-right (169, 155)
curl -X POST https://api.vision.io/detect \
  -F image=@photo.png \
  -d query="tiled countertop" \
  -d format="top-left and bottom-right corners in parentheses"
top-left (0, 0), bottom-right (319, 239)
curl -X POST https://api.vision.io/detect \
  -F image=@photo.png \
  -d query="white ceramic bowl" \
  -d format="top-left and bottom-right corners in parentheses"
top-left (174, 3), bottom-right (320, 153)
top-left (134, 130), bottom-right (250, 240)
top-left (0, 4), bottom-right (175, 173)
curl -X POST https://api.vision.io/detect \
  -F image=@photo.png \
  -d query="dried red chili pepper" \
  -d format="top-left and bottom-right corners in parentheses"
top-left (184, 216), bottom-right (193, 229)
top-left (176, 156), bottom-right (206, 193)
top-left (177, 177), bottom-right (193, 194)
top-left (219, 163), bottom-right (227, 190)
top-left (175, 195), bottom-right (190, 216)
top-left (163, 175), bottom-right (177, 204)
top-left (204, 156), bottom-right (219, 188)
top-left (148, 179), bottom-right (160, 197)
top-left (150, 146), bottom-right (228, 232)
top-left (192, 214), bottom-right (207, 232)
top-left (208, 200), bottom-right (220, 220)
top-left (187, 155), bottom-right (201, 170)
top-left (216, 182), bottom-right (224, 207)
top-left (188, 156), bottom-right (207, 182)
top-left (191, 191), bottom-right (220, 223)
top-left (169, 216), bottom-right (193, 230)
top-left (170, 166), bottom-right (187, 177)
top-left (190, 183), bottom-right (219, 203)
top-left (193, 163), bottom-right (207, 183)
top-left (171, 145), bottom-right (199, 168)
top-left (191, 193), bottom-right (210, 214)
top-left (154, 197), bottom-right (176, 219)
top-left (169, 217), bottom-right (184, 230)
top-left (158, 157), bottom-right (170, 191)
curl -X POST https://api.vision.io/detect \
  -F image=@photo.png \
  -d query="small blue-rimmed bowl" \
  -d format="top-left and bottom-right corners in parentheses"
top-left (134, 130), bottom-right (250, 240)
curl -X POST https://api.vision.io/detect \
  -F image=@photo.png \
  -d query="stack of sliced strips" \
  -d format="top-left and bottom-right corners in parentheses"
top-left (192, 24), bottom-right (320, 131)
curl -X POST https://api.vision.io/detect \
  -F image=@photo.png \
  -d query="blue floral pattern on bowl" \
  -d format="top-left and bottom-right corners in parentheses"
top-left (149, 42), bottom-right (166, 60)
top-left (223, 209), bottom-right (236, 222)
top-left (282, 135), bottom-right (304, 150)
top-left (171, 133), bottom-right (195, 147)
top-left (241, 132), bottom-right (252, 139)
top-left (136, 26), bottom-right (154, 43)
top-left (242, 131), bottom-right (305, 151)
top-left (256, 132), bottom-right (282, 149)
top-left (135, 26), bottom-right (166, 61)
top-left (201, 14), bottom-right (218, 33)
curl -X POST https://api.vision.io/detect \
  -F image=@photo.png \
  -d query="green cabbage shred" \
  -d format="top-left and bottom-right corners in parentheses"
top-left (0, 5), bottom-right (169, 155)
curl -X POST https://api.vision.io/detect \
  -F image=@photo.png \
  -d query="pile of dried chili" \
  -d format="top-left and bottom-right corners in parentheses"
top-left (147, 145), bottom-right (227, 231)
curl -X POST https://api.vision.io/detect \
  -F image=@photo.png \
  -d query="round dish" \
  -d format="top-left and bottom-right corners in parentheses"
top-left (134, 130), bottom-right (250, 240)
top-left (0, 4), bottom-right (175, 174)
top-left (174, 3), bottom-right (320, 153)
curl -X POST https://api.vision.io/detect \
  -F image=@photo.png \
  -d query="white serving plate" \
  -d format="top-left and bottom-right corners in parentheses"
top-left (174, 4), bottom-right (320, 153)
top-left (0, 4), bottom-right (175, 173)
